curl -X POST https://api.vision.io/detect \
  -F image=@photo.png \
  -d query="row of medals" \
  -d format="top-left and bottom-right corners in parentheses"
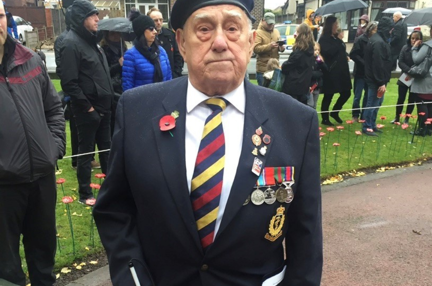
top-left (245, 182), bottom-right (294, 206)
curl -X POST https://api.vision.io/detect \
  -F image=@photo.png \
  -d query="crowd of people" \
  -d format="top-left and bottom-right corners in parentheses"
top-left (256, 10), bottom-right (432, 137)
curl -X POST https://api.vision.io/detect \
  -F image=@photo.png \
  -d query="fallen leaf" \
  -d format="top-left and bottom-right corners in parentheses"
top-left (76, 265), bottom-right (82, 270)
top-left (56, 274), bottom-right (60, 279)
top-left (89, 260), bottom-right (98, 265)
top-left (73, 263), bottom-right (77, 267)
top-left (80, 262), bottom-right (86, 266)
top-left (71, 212), bottom-right (83, 217)
top-left (412, 230), bottom-right (422, 235)
top-left (60, 267), bottom-right (71, 274)
top-left (55, 169), bottom-right (63, 175)
top-left (85, 247), bottom-right (90, 251)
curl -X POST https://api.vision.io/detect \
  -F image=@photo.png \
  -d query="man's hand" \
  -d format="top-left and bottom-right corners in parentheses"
top-left (270, 42), bottom-right (279, 48)
top-left (88, 107), bottom-right (95, 112)
top-left (378, 85), bottom-right (386, 94)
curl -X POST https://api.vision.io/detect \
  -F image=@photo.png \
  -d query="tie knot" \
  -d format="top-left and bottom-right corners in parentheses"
top-left (206, 97), bottom-right (228, 112)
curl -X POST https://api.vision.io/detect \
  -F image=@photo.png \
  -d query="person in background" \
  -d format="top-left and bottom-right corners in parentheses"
top-left (0, 2), bottom-right (66, 285)
top-left (281, 23), bottom-right (315, 104)
top-left (362, 17), bottom-right (393, 136)
top-left (349, 23), bottom-right (373, 122)
top-left (391, 31), bottom-right (422, 124)
top-left (355, 14), bottom-right (369, 41)
top-left (263, 57), bottom-right (280, 88)
top-left (122, 14), bottom-right (171, 91)
top-left (319, 16), bottom-right (352, 126)
top-left (309, 42), bottom-right (327, 109)
top-left (390, 11), bottom-right (407, 71)
top-left (304, 9), bottom-right (320, 41)
top-left (3, 2), bottom-right (18, 40)
top-left (148, 7), bottom-right (184, 78)
top-left (254, 12), bottom-right (284, 86)
top-left (313, 14), bottom-right (323, 41)
top-left (410, 26), bottom-right (432, 136)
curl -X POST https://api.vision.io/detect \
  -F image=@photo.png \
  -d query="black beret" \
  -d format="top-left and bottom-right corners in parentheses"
top-left (132, 14), bottom-right (156, 39)
top-left (170, 0), bottom-right (255, 31)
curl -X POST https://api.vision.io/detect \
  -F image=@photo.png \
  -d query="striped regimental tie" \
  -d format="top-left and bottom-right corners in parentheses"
top-left (190, 97), bottom-right (228, 250)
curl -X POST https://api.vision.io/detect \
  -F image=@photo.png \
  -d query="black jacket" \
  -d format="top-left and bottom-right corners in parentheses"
top-left (318, 34), bottom-right (352, 94)
top-left (364, 28), bottom-right (392, 87)
top-left (54, 29), bottom-right (68, 78)
top-left (390, 19), bottom-right (407, 59)
top-left (349, 33), bottom-right (368, 78)
top-left (157, 27), bottom-right (183, 78)
top-left (281, 45), bottom-right (315, 97)
top-left (397, 44), bottom-right (415, 86)
top-left (0, 36), bottom-right (66, 185)
top-left (311, 57), bottom-right (327, 89)
top-left (60, 0), bottom-right (114, 114)
top-left (101, 43), bottom-right (124, 94)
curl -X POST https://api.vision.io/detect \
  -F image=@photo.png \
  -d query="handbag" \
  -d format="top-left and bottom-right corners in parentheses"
top-left (408, 46), bottom-right (432, 78)
top-left (268, 68), bottom-right (285, 92)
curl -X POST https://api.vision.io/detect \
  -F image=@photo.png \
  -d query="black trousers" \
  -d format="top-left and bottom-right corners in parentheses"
top-left (415, 95), bottom-right (432, 129)
top-left (321, 91), bottom-right (351, 121)
top-left (0, 172), bottom-right (57, 286)
top-left (395, 84), bottom-right (415, 121)
top-left (68, 101), bottom-right (79, 167)
top-left (74, 109), bottom-right (111, 200)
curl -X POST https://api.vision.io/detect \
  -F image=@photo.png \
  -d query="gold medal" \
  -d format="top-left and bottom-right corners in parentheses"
top-left (252, 134), bottom-right (262, 146)
top-left (265, 205), bottom-right (285, 242)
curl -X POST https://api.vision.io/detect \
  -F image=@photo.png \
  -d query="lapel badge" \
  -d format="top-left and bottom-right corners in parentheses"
top-left (251, 157), bottom-right (263, 176)
top-left (252, 134), bottom-right (262, 146)
top-left (252, 148), bottom-right (258, 156)
top-left (243, 195), bottom-right (251, 206)
top-left (265, 205), bottom-right (285, 242)
top-left (263, 134), bottom-right (271, 145)
top-left (259, 146), bottom-right (267, 156)
top-left (255, 127), bottom-right (263, 136)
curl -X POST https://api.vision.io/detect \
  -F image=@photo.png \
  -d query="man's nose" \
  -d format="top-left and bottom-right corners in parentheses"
top-left (212, 28), bottom-right (228, 52)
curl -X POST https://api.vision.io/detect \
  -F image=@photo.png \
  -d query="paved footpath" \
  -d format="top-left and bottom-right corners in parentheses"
top-left (66, 162), bottom-right (432, 286)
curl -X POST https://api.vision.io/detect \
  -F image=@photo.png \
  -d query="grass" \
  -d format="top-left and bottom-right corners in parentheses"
top-left (20, 78), bottom-right (431, 277)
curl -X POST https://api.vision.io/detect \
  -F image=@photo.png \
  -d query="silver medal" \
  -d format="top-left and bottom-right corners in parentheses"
top-left (251, 189), bottom-right (265, 205)
top-left (264, 187), bottom-right (276, 205)
top-left (285, 187), bottom-right (294, 203)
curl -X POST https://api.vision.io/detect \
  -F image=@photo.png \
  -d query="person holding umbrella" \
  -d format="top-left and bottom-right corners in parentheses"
top-left (390, 11), bottom-right (407, 70)
top-left (122, 14), bottom-right (172, 91)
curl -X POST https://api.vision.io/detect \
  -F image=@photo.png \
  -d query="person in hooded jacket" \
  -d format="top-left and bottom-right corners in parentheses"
top-left (304, 9), bottom-right (320, 41)
top-left (281, 23), bottom-right (315, 104)
top-left (0, 3), bottom-right (66, 285)
top-left (318, 16), bottom-right (352, 126)
top-left (355, 14), bottom-right (369, 40)
top-left (349, 23), bottom-right (372, 122)
top-left (60, 0), bottom-right (114, 204)
top-left (362, 17), bottom-right (393, 136)
top-left (122, 13), bottom-right (172, 91)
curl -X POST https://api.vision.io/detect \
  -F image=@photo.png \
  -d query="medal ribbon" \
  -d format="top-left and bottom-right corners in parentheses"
top-left (285, 166), bottom-right (294, 182)
top-left (256, 166), bottom-right (295, 186)
top-left (256, 168), bottom-right (276, 186)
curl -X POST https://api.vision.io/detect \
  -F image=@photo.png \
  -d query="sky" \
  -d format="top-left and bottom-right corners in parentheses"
top-left (264, 0), bottom-right (287, 10)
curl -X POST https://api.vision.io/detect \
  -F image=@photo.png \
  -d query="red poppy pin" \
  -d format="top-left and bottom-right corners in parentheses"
top-left (160, 111), bottom-right (179, 137)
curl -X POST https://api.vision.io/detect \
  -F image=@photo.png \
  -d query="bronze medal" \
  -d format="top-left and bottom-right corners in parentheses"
top-left (251, 189), bottom-right (265, 205)
top-left (275, 186), bottom-right (288, 203)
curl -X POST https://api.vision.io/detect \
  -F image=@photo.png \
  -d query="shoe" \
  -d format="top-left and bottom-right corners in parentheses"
top-left (91, 160), bottom-right (101, 169)
top-left (352, 117), bottom-right (359, 123)
top-left (330, 113), bottom-right (343, 124)
top-left (390, 118), bottom-right (399, 124)
top-left (411, 129), bottom-right (427, 137)
top-left (404, 118), bottom-right (410, 124)
top-left (363, 130), bottom-right (378, 136)
top-left (78, 197), bottom-right (97, 206)
top-left (373, 128), bottom-right (383, 133)
top-left (321, 119), bottom-right (334, 126)
top-left (72, 165), bottom-right (77, 170)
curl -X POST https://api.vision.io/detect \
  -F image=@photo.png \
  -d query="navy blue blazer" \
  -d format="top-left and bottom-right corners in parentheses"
top-left (93, 77), bottom-right (323, 286)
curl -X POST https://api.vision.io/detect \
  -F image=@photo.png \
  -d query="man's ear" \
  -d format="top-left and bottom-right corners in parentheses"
top-left (248, 30), bottom-right (257, 58)
top-left (176, 28), bottom-right (187, 63)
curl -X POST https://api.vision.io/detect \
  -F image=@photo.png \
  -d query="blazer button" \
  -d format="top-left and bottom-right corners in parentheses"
top-left (201, 264), bottom-right (209, 271)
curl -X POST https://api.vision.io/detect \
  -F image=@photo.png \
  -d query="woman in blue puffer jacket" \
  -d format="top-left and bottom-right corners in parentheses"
top-left (123, 14), bottom-right (172, 91)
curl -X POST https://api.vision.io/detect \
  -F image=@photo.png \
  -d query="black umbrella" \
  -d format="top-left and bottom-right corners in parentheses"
top-left (382, 7), bottom-right (412, 16)
top-left (98, 17), bottom-right (135, 43)
top-left (404, 7), bottom-right (432, 26)
top-left (315, 0), bottom-right (368, 16)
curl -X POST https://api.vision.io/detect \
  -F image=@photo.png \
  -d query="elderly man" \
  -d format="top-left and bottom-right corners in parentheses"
top-left (390, 11), bottom-right (407, 70)
top-left (254, 12), bottom-right (285, 86)
top-left (147, 7), bottom-right (184, 78)
top-left (0, 2), bottom-right (66, 285)
top-left (94, 0), bottom-right (322, 285)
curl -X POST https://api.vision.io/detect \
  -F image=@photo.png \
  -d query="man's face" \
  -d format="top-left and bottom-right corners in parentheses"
top-left (262, 20), bottom-right (274, 31)
top-left (84, 13), bottom-right (99, 32)
top-left (0, 2), bottom-right (7, 47)
top-left (149, 11), bottom-right (164, 32)
top-left (176, 5), bottom-right (255, 96)
top-left (393, 14), bottom-right (400, 23)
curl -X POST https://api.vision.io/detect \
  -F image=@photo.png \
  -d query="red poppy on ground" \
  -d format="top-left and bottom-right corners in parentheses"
top-left (90, 183), bottom-right (101, 189)
top-left (380, 116), bottom-right (386, 120)
top-left (319, 127), bottom-right (322, 131)
top-left (319, 132), bottom-right (326, 137)
top-left (400, 114), bottom-right (406, 118)
top-left (62, 196), bottom-right (74, 204)
top-left (355, 131), bottom-right (362, 135)
top-left (376, 124), bottom-right (385, 129)
top-left (359, 119), bottom-right (366, 123)
top-left (366, 128), bottom-right (374, 133)
top-left (401, 123), bottom-right (409, 130)
top-left (336, 126), bottom-right (344, 130)
top-left (406, 114), bottom-right (412, 118)
top-left (159, 115), bottom-right (176, 131)
top-left (394, 122), bottom-right (401, 126)
top-left (56, 178), bottom-right (66, 184)
top-left (426, 118), bottom-right (432, 122)
top-left (346, 120), bottom-right (353, 124)
top-left (333, 143), bottom-right (340, 147)
top-left (412, 115), bottom-right (418, 119)
top-left (326, 127), bottom-right (335, 132)
top-left (425, 121), bottom-right (431, 125)
top-left (85, 198), bottom-right (96, 206)
top-left (419, 112), bottom-right (426, 116)
top-left (95, 173), bottom-right (106, 179)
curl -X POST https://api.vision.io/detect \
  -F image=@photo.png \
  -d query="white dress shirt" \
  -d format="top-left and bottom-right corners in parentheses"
top-left (185, 80), bottom-right (245, 238)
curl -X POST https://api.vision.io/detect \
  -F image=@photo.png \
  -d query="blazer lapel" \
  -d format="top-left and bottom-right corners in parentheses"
top-left (151, 78), bottom-right (202, 253)
top-left (216, 81), bottom-right (275, 239)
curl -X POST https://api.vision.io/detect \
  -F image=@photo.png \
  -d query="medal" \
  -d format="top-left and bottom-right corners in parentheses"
top-left (259, 146), bottom-right (267, 156)
top-left (262, 134), bottom-right (271, 145)
top-left (252, 148), bottom-right (258, 156)
top-left (252, 134), bottom-right (262, 146)
top-left (265, 205), bottom-right (285, 242)
top-left (255, 127), bottom-right (263, 136)
top-left (264, 187), bottom-right (276, 204)
top-left (243, 195), bottom-right (251, 206)
top-left (251, 189), bottom-right (265, 205)
top-left (275, 186), bottom-right (288, 203)
top-left (285, 187), bottom-right (294, 204)
top-left (251, 157), bottom-right (263, 176)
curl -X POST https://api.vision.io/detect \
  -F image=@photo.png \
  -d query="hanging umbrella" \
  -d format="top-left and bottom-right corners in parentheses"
top-left (98, 17), bottom-right (135, 41)
top-left (382, 7), bottom-right (412, 16)
top-left (315, 0), bottom-right (368, 16)
top-left (404, 7), bottom-right (432, 26)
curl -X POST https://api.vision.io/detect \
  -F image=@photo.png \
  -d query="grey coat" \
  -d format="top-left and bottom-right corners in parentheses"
top-left (411, 40), bottom-right (432, 94)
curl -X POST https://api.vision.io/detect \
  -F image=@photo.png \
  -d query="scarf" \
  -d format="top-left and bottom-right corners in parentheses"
top-left (133, 37), bottom-right (163, 83)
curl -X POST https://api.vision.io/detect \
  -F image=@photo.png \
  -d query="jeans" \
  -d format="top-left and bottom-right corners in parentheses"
top-left (352, 77), bottom-right (368, 119)
top-left (74, 109), bottom-right (111, 199)
top-left (307, 89), bottom-right (320, 109)
top-left (256, 72), bottom-right (264, 86)
top-left (363, 84), bottom-right (384, 131)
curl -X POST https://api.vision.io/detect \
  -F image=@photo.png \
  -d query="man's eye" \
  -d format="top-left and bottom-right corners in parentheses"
top-left (228, 27), bottom-right (238, 32)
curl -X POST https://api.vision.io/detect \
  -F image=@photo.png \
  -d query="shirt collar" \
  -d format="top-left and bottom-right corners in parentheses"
top-left (186, 79), bottom-right (245, 114)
